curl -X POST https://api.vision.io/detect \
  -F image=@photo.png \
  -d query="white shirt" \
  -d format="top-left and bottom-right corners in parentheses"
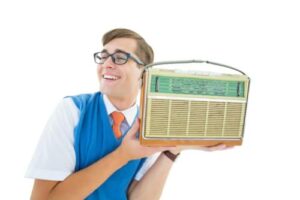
top-left (25, 94), bottom-right (159, 181)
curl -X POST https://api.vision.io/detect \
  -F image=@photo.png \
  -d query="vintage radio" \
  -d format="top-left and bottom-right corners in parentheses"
top-left (139, 60), bottom-right (250, 147)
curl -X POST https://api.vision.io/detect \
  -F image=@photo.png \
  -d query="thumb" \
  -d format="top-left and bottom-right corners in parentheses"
top-left (126, 119), bottom-right (140, 139)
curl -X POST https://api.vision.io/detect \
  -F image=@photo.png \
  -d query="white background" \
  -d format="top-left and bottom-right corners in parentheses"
top-left (1, 0), bottom-right (299, 199)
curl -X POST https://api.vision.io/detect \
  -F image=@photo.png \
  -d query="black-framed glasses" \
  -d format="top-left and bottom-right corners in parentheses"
top-left (94, 50), bottom-right (144, 65)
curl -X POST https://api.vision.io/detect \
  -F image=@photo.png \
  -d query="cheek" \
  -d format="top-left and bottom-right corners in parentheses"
top-left (97, 65), bottom-right (103, 77)
top-left (97, 65), bottom-right (102, 72)
top-left (133, 69), bottom-right (143, 80)
top-left (130, 71), bottom-right (142, 83)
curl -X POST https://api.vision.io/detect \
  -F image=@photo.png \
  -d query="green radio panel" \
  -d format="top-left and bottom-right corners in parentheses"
top-left (150, 75), bottom-right (245, 97)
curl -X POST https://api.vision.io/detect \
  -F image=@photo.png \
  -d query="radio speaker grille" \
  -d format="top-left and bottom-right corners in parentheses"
top-left (145, 98), bottom-right (245, 138)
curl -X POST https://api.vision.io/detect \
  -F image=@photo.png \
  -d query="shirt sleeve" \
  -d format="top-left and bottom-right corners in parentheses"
top-left (134, 152), bottom-right (161, 181)
top-left (25, 98), bottom-right (79, 181)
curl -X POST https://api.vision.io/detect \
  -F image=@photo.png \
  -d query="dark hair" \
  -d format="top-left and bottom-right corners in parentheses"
top-left (102, 28), bottom-right (154, 65)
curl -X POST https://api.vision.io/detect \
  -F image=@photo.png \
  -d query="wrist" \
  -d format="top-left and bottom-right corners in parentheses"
top-left (114, 146), bottom-right (130, 165)
top-left (163, 150), bottom-right (180, 162)
top-left (169, 149), bottom-right (181, 155)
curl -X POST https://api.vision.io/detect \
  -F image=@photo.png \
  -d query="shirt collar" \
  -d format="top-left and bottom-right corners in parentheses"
top-left (103, 94), bottom-right (138, 126)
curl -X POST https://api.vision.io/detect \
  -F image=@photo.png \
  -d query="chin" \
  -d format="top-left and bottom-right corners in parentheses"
top-left (101, 88), bottom-right (121, 98)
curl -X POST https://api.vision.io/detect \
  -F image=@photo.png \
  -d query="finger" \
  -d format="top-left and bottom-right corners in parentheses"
top-left (126, 119), bottom-right (140, 138)
top-left (164, 146), bottom-right (178, 152)
top-left (205, 143), bottom-right (224, 148)
top-left (177, 144), bottom-right (223, 151)
top-left (204, 144), bottom-right (228, 151)
top-left (151, 147), bottom-right (175, 153)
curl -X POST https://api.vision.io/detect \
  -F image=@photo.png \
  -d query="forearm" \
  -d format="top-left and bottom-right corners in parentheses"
top-left (128, 153), bottom-right (174, 200)
top-left (48, 148), bottom-right (128, 200)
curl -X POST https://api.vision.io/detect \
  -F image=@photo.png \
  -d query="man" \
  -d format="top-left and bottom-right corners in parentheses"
top-left (26, 28), bottom-right (228, 200)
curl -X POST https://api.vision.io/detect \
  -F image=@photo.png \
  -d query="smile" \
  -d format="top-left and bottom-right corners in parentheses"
top-left (103, 74), bottom-right (120, 80)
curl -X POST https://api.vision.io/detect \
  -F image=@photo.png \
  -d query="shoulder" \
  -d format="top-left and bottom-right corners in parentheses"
top-left (54, 97), bottom-right (79, 122)
top-left (65, 92), bottom-right (101, 109)
top-left (25, 96), bottom-right (81, 181)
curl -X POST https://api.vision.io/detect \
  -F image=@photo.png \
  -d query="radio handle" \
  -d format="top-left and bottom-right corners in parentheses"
top-left (144, 60), bottom-right (246, 75)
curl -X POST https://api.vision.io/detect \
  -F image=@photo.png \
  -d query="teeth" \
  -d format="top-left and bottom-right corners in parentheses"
top-left (103, 75), bottom-right (119, 80)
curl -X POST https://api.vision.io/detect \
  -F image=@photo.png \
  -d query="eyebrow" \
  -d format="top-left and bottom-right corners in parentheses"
top-left (100, 48), bottom-right (128, 54)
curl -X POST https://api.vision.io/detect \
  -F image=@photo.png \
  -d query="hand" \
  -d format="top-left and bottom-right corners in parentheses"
top-left (169, 144), bottom-right (234, 155)
top-left (116, 119), bottom-right (175, 162)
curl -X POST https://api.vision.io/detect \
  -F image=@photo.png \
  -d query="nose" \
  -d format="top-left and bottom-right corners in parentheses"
top-left (101, 55), bottom-right (116, 69)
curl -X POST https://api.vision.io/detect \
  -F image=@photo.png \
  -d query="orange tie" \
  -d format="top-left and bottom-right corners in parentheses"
top-left (111, 111), bottom-right (125, 139)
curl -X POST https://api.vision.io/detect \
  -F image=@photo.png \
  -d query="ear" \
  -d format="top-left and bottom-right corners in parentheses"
top-left (138, 68), bottom-right (145, 88)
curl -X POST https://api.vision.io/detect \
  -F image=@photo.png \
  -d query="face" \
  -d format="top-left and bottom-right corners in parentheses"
top-left (97, 38), bottom-right (143, 101)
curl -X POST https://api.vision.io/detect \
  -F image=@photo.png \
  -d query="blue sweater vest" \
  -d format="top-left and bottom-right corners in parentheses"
top-left (69, 92), bottom-right (145, 200)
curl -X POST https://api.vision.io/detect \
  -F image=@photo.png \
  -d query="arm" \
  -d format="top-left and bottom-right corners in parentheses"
top-left (128, 152), bottom-right (176, 200)
top-left (30, 120), bottom-right (170, 200)
top-left (31, 148), bottom-right (128, 200)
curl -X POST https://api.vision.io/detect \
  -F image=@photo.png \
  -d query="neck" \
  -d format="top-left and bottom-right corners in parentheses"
top-left (107, 94), bottom-right (137, 111)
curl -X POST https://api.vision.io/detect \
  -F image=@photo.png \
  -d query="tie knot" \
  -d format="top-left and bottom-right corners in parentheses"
top-left (111, 111), bottom-right (125, 126)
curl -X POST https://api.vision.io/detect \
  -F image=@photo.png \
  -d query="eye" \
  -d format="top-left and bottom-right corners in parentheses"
top-left (114, 52), bottom-right (127, 60)
top-left (100, 53), bottom-right (109, 59)
top-left (115, 57), bottom-right (127, 62)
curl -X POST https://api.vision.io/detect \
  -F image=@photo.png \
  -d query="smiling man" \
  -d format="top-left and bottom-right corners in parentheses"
top-left (96, 37), bottom-right (145, 110)
top-left (26, 28), bottom-right (228, 200)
